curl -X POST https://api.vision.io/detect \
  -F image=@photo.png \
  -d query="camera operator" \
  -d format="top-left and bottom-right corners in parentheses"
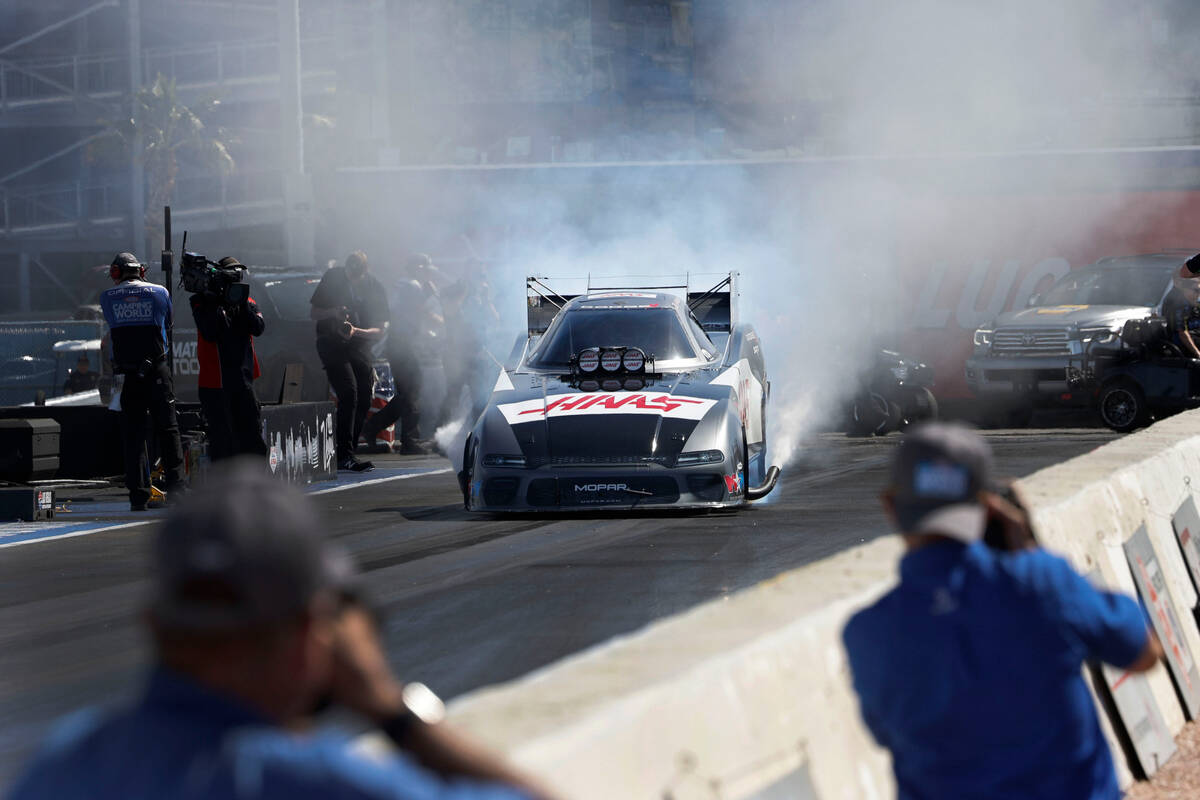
top-left (1165, 254), bottom-right (1200, 359)
top-left (99, 252), bottom-right (186, 511)
top-left (190, 256), bottom-right (268, 461)
top-left (310, 250), bottom-right (389, 472)
top-left (843, 423), bottom-right (1162, 799)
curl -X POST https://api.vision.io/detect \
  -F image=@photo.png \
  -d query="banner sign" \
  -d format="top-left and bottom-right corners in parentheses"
top-left (1171, 496), bottom-right (1200, 597)
top-left (261, 402), bottom-right (336, 484)
top-left (1087, 568), bottom-right (1176, 778)
top-left (1125, 525), bottom-right (1200, 720)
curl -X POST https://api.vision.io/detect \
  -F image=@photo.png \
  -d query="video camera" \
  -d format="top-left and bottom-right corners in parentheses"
top-left (180, 251), bottom-right (250, 305)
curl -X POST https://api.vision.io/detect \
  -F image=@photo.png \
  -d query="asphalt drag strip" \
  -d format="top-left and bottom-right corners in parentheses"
top-left (0, 429), bottom-right (1117, 784)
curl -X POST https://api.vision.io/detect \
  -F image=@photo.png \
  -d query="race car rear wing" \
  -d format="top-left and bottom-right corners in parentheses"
top-left (526, 272), bottom-right (738, 337)
top-left (686, 273), bottom-right (736, 333)
top-left (526, 277), bottom-right (581, 336)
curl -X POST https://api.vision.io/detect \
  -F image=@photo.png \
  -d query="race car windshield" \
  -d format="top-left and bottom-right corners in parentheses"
top-left (531, 307), bottom-right (697, 367)
top-left (1036, 268), bottom-right (1167, 307)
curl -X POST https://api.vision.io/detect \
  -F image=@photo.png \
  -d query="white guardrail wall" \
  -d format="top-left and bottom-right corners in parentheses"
top-left (440, 411), bottom-right (1200, 799)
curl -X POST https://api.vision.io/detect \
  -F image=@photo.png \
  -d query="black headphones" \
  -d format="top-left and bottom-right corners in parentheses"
top-left (109, 253), bottom-right (146, 282)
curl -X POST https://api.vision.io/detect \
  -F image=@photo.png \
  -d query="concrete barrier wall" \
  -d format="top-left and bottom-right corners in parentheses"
top-left (448, 412), bottom-right (1200, 799)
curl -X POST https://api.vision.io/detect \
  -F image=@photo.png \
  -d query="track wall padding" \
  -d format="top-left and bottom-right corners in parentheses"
top-left (446, 412), bottom-right (1200, 799)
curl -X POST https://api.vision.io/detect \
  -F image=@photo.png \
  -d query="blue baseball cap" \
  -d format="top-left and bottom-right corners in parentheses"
top-left (889, 423), bottom-right (994, 542)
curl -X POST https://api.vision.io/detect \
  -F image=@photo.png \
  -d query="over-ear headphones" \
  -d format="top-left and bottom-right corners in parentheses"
top-left (109, 253), bottom-right (145, 282)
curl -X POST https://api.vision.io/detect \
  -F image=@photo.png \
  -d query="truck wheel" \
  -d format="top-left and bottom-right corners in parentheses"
top-left (1097, 381), bottom-right (1148, 433)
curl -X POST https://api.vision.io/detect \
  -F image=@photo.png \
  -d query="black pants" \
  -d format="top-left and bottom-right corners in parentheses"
top-left (364, 348), bottom-right (422, 445)
top-left (119, 361), bottom-right (185, 506)
top-left (319, 343), bottom-right (374, 461)
top-left (199, 385), bottom-right (266, 461)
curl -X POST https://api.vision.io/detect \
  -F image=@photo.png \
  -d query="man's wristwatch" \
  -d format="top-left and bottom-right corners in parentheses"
top-left (381, 682), bottom-right (446, 745)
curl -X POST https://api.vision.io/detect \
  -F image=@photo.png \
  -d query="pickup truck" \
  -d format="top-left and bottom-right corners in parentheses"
top-left (964, 253), bottom-right (1183, 425)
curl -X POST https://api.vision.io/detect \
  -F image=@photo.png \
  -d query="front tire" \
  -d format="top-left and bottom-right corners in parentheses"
top-left (1097, 380), bottom-right (1148, 433)
top-left (457, 434), bottom-right (476, 508)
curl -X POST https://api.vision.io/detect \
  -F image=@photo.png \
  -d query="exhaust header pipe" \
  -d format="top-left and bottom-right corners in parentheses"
top-left (745, 465), bottom-right (781, 501)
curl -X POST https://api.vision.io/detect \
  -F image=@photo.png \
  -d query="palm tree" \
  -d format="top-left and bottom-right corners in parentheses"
top-left (89, 73), bottom-right (235, 253)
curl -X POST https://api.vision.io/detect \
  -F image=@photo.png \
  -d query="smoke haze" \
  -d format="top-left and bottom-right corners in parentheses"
top-left (336, 1), bottom-right (1196, 474)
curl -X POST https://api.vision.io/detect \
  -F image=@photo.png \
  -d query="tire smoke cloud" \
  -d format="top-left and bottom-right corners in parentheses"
top-left (342, 1), bottom-right (1195, 469)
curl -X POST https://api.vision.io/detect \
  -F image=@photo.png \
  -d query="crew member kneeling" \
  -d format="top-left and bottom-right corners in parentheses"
top-left (100, 252), bottom-right (186, 511)
top-left (190, 256), bottom-right (268, 460)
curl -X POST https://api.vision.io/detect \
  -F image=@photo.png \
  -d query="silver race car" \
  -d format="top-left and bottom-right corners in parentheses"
top-left (457, 273), bottom-right (780, 512)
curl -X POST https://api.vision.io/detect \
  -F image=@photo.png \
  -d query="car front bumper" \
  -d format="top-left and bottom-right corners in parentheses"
top-left (465, 463), bottom-right (747, 513)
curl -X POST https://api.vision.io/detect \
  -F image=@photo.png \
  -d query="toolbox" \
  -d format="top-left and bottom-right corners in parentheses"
top-left (0, 418), bottom-right (60, 482)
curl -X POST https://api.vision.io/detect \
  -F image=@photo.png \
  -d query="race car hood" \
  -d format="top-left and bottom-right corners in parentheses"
top-left (989, 304), bottom-right (1153, 329)
top-left (491, 372), bottom-right (724, 466)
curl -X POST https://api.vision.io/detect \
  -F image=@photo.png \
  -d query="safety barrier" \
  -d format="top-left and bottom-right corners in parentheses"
top-left (444, 411), bottom-right (1200, 799)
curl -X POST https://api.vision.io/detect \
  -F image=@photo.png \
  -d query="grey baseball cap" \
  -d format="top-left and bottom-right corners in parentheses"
top-left (889, 423), bottom-right (994, 542)
top-left (148, 458), bottom-right (356, 631)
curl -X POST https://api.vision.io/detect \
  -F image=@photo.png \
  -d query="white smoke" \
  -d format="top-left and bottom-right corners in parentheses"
top-left (333, 1), bottom-right (1194, 470)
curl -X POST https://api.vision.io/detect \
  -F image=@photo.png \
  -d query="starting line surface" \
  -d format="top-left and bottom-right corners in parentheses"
top-left (0, 466), bottom-right (452, 549)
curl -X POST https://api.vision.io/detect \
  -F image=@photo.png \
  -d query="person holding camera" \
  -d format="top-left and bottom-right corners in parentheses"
top-left (310, 250), bottom-right (389, 472)
top-left (99, 252), bottom-right (186, 511)
top-left (842, 423), bottom-right (1162, 800)
top-left (8, 459), bottom-right (558, 800)
top-left (190, 256), bottom-right (268, 461)
top-left (1164, 253), bottom-right (1200, 359)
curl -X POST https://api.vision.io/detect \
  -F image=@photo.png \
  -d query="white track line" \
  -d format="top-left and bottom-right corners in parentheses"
top-left (0, 521), bottom-right (151, 549)
top-left (309, 467), bottom-right (452, 495)
top-left (1, 468), bottom-right (454, 548)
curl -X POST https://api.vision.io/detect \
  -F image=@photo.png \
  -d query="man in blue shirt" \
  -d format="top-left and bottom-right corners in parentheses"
top-left (99, 252), bottom-right (186, 510)
top-left (843, 423), bottom-right (1162, 800)
top-left (8, 460), bottom-right (556, 800)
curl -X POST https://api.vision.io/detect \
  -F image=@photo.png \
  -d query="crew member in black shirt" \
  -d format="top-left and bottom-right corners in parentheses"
top-left (63, 355), bottom-right (99, 395)
top-left (360, 254), bottom-right (439, 454)
top-left (310, 250), bottom-right (388, 471)
top-left (190, 257), bottom-right (268, 461)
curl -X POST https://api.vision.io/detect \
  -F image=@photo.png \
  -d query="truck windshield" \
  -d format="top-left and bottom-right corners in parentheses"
top-left (1037, 268), bottom-right (1166, 307)
top-left (530, 307), bottom-right (697, 367)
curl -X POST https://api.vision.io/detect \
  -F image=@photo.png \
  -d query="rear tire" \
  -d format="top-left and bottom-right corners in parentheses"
top-left (1097, 380), bottom-right (1148, 433)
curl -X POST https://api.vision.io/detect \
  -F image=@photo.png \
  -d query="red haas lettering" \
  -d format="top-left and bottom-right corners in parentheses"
top-left (519, 393), bottom-right (705, 417)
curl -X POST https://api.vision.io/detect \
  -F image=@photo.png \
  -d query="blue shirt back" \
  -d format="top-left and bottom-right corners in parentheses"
top-left (100, 279), bottom-right (173, 356)
top-left (7, 668), bottom-right (531, 800)
top-left (843, 541), bottom-right (1148, 800)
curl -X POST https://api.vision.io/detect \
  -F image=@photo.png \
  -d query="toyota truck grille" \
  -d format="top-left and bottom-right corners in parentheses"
top-left (992, 327), bottom-right (1071, 356)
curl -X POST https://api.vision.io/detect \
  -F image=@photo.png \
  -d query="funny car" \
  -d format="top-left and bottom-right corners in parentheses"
top-left (457, 273), bottom-right (780, 512)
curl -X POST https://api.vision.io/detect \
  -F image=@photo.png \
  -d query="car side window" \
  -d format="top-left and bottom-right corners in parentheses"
top-left (686, 311), bottom-right (715, 356)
